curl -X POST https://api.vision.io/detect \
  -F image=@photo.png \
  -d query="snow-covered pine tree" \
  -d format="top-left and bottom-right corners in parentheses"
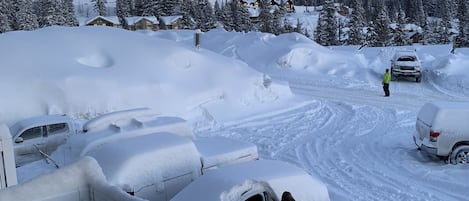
top-left (92, 0), bottom-right (107, 16)
top-left (14, 0), bottom-right (39, 30)
top-left (347, 0), bottom-right (366, 45)
top-left (372, 7), bottom-right (391, 47)
top-left (214, 0), bottom-right (223, 22)
top-left (393, 8), bottom-right (410, 46)
top-left (0, 0), bottom-right (12, 33)
top-left (197, 0), bottom-right (216, 31)
top-left (408, 0), bottom-right (426, 27)
top-left (221, 1), bottom-right (235, 31)
top-left (38, 0), bottom-right (66, 27)
top-left (63, 0), bottom-right (79, 26)
top-left (133, 0), bottom-right (144, 16)
top-left (440, 0), bottom-right (452, 44)
top-left (116, 0), bottom-right (132, 18)
top-left (180, 0), bottom-right (196, 29)
top-left (142, 0), bottom-right (159, 17)
top-left (257, 0), bottom-right (275, 34)
top-left (314, 0), bottom-right (338, 46)
top-left (271, 5), bottom-right (286, 35)
top-left (294, 18), bottom-right (305, 35)
top-left (159, 0), bottom-right (180, 16)
top-left (232, 0), bottom-right (253, 32)
top-left (455, 0), bottom-right (469, 47)
top-left (422, 20), bottom-right (440, 45)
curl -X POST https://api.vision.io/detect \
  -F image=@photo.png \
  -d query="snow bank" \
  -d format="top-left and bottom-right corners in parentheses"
top-left (0, 26), bottom-right (293, 126)
top-left (0, 157), bottom-right (143, 201)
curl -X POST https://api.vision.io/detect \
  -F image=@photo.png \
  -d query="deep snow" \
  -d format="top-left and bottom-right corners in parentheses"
top-left (0, 25), bottom-right (468, 201)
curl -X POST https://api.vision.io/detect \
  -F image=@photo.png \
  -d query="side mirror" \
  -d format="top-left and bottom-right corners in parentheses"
top-left (15, 137), bottom-right (24, 143)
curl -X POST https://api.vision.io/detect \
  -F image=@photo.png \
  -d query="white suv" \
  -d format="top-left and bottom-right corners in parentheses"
top-left (391, 50), bottom-right (422, 82)
top-left (414, 102), bottom-right (469, 164)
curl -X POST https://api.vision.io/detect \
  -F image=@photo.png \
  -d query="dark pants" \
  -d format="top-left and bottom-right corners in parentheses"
top-left (383, 83), bottom-right (390, 96)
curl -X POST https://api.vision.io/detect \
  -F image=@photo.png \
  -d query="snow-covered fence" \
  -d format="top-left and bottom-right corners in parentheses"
top-left (0, 157), bottom-right (145, 201)
top-left (0, 124), bottom-right (17, 189)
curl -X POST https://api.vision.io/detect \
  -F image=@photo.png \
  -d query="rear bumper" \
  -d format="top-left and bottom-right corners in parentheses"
top-left (413, 135), bottom-right (438, 156)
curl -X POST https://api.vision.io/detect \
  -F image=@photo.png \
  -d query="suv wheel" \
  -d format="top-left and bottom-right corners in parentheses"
top-left (450, 145), bottom-right (469, 164)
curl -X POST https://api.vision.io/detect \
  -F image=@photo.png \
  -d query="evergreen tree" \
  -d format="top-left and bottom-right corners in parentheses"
top-left (214, 0), bottom-right (223, 22)
top-left (347, 0), bottom-right (366, 45)
top-left (63, 0), bottom-right (79, 26)
top-left (221, 1), bottom-right (235, 31)
top-left (92, 0), bottom-right (107, 16)
top-left (294, 18), bottom-right (305, 35)
top-left (408, 0), bottom-right (426, 27)
top-left (38, 0), bottom-right (66, 27)
top-left (271, 5), bottom-right (286, 35)
top-left (257, 0), bottom-right (275, 33)
top-left (133, 0), bottom-right (144, 16)
top-left (455, 0), bottom-right (469, 47)
top-left (14, 0), bottom-right (39, 30)
top-left (232, 0), bottom-right (253, 32)
top-left (159, 0), bottom-right (180, 16)
top-left (372, 7), bottom-right (391, 47)
top-left (423, 20), bottom-right (441, 45)
top-left (393, 8), bottom-right (410, 46)
top-left (196, 0), bottom-right (216, 31)
top-left (180, 0), bottom-right (196, 29)
top-left (440, 0), bottom-right (452, 44)
top-left (0, 0), bottom-right (12, 33)
top-left (116, 0), bottom-right (132, 18)
top-left (142, 0), bottom-right (159, 17)
top-left (314, 0), bottom-right (338, 46)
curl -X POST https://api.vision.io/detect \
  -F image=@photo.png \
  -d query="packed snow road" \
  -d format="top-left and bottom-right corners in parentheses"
top-left (195, 74), bottom-right (469, 201)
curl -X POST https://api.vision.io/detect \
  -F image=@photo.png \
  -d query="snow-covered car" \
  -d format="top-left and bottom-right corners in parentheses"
top-left (10, 114), bottom-right (80, 167)
top-left (390, 50), bottom-right (422, 82)
top-left (170, 159), bottom-right (330, 201)
top-left (414, 102), bottom-right (469, 164)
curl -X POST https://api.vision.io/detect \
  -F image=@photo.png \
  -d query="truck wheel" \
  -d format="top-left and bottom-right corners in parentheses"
top-left (450, 145), bottom-right (469, 164)
top-left (416, 77), bottom-right (421, 83)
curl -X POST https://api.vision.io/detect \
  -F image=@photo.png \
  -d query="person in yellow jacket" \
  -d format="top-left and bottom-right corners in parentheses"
top-left (382, 68), bottom-right (391, 96)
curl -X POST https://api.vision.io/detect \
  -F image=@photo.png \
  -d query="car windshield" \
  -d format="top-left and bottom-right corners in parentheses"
top-left (397, 56), bottom-right (416, 61)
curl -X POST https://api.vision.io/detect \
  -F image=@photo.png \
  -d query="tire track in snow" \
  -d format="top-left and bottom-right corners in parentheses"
top-left (194, 73), bottom-right (469, 201)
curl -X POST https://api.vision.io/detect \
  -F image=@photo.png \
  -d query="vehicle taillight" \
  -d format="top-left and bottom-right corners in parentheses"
top-left (429, 131), bottom-right (440, 142)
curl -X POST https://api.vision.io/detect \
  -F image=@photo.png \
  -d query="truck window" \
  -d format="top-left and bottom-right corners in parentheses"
top-left (48, 123), bottom-right (69, 135)
top-left (397, 56), bottom-right (416, 61)
top-left (245, 194), bottom-right (264, 201)
top-left (19, 126), bottom-right (43, 141)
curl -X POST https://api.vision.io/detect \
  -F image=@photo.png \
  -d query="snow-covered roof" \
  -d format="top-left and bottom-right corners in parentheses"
top-left (170, 160), bottom-right (330, 201)
top-left (9, 114), bottom-right (71, 138)
top-left (159, 16), bottom-right (182, 25)
top-left (85, 16), bottom-right (121, 25)
top-left (248, 7), bottom-right (260, 17)
top-left (86, 132), bottom-right (201, 198)
top-left (124, 16), bottom-right (159, 25)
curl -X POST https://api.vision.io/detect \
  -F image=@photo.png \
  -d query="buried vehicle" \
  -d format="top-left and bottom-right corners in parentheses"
top-left (10, 114), bottom-right (80, 167)
top-left (390, 50), bottom-right (422, 82)
top-left (170, 159), bottom-right (330, 201)
top-left (414, 102), bottom-right (469, 164)
top-left (0, 108), bottom-right (330, 201)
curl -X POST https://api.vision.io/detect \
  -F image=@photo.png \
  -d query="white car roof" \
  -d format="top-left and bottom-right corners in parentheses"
top-left (170, 159), bottom-right (330, 201)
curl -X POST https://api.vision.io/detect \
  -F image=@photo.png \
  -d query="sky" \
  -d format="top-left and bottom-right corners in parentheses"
top-left (1, 11), bottom-right (469, 201)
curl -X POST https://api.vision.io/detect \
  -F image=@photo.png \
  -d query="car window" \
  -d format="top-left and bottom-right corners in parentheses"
top-left (245, 194), bottom-right (264, 201)
top-left (397, 56), bottom-right (416, 61)
top-left (48, 123), bottom-right (69, 135)
top-left (19, 126), bottom-right (43, 141)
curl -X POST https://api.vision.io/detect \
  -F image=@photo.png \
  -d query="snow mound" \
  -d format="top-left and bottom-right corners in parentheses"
top-left (0, 26), bottom-right (293, 125)
top-left (77, 51), bottom-right (114, 68)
